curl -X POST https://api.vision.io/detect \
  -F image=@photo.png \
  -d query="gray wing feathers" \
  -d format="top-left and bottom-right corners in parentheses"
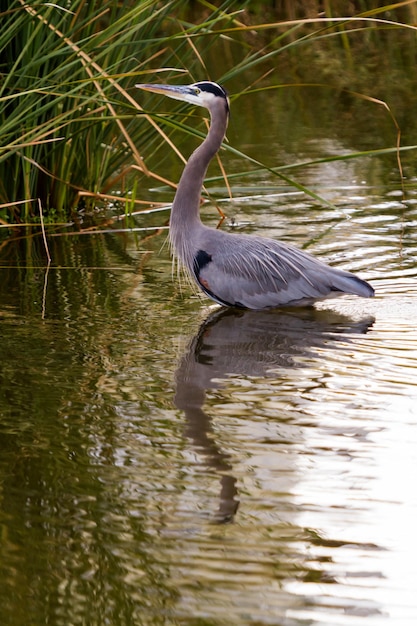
top-left (196, 230), bottom-right (373, 309)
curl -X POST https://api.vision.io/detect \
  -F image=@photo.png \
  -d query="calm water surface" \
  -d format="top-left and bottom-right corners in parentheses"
top-left (1, 86), bottom-right (417, 626)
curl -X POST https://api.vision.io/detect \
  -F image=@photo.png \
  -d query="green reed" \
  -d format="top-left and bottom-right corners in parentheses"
top-left (1, 0), bottom-right (417, 227)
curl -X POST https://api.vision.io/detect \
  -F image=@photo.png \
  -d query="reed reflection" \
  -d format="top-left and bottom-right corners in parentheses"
top-left (174, 307), bottom-right (374, 523)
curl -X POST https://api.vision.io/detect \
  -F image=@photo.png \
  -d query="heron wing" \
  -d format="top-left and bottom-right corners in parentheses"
top-left (192, 230), bottom-right (372, 309)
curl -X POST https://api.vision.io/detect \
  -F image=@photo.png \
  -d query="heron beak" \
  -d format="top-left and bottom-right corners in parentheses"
top-left (135, 83), bottom-right (201, 105)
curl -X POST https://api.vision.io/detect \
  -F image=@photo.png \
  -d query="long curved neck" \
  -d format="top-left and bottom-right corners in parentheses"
top-left (169, 102), bottom-right (228, 259)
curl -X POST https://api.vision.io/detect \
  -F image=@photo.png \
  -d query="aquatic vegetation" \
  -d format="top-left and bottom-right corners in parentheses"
top-left (1, 0), bottom-right (416, 226)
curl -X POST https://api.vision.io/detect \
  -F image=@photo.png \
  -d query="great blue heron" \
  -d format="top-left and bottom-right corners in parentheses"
top-left (136, 81), bottom-right (374, 309)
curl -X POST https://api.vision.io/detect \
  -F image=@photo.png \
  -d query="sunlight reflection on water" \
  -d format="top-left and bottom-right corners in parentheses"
top-left (164, 295), bottom-right (417, 625)
top-left (155, 257), bottom-right (410, 617)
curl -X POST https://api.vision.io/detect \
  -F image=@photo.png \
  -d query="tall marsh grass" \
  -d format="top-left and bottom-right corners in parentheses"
top-left (1, 0), bottom-right (417, 227)
top-left (0, 0), bottom-right (189, 221)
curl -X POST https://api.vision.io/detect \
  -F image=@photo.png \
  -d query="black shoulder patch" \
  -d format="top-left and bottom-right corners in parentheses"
top-left (193, 249), bottom-right (212, 278)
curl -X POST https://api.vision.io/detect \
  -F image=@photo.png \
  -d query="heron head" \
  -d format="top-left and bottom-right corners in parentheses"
top-left (136, 80), bottom-right (229, 113)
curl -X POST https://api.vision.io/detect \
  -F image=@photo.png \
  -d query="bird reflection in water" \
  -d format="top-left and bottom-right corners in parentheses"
top-left (173, 306), bottom-right (374, 523)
